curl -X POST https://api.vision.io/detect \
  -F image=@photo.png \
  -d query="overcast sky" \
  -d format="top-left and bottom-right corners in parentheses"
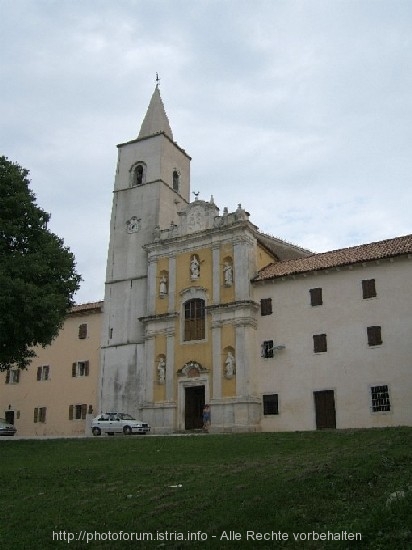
top-left (1, 0), bottom-right (411, 303)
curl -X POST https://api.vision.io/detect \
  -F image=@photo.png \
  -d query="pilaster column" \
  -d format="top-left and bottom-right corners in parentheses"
top-left (168, 254), bottom-right (176, 313)
top-left (147, 259), bottom-right (157, 316)
top-left (211, 321), bottom-right (222, 399)
top-left (212, 245), bottom-right (220, 305)
top-left (233, 237), bottom-right (252, 301)
top-left (235, 323), bottom-right (247, 396)
top-left (145, 334), bottom-right (155, 402)
top-left (166, 329), bottom-right (175, 401)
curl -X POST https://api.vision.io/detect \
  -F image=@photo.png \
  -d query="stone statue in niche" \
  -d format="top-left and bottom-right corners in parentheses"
top-left (190, 255), bottom-right (200, 280)
top-left (224, 351), bottom-right (236, 379)
top-left (159, 276), bottom-right (168, 297)
top-left (223, 262), bottom-right (233, 286)
top-left (157, 357), bottom-right (166, 384)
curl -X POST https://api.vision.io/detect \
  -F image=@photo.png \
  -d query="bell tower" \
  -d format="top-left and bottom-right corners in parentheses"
top-left (100, 83), bottom-right (191, 414)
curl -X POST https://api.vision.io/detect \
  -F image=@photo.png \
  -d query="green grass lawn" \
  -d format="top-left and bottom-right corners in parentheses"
top-left (0, 428), bottom-right (411, 549)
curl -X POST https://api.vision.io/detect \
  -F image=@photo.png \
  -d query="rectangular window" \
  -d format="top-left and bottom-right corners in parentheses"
top-left (78, 323), bottom-right (88, 339)
top-left (362, 279), bottom-right (377, 299)
top-left (260, 298), bottom-right (273, 316)
top-left (5, 369), bottom-right (20, 384)
top-left (72, 361), bottom-right (90, 377)
top-left (371, 385), bottom-right (390, 412)
top-left (261, 340), bottom-right (274, 358)
top-left (313, 333), bottom-right (327, 353)
top-left (34, 407), bottom-right (47, 423)
top-left (69, 404), bottom-right (88, 420)
top-left (367, 326), bottom-right (382, 346)
top-left (184, 299), bottom-right (205, 341)
top-left (310, 288), bottom-right (323, 306)
top-left (263, 394), bottom-right (279, 415)
top-left (36, 365), bottom-right (50, 381)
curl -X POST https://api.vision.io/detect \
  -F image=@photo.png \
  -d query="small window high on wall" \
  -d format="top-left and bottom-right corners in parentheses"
top-left (131, 162), bottom-right (146, 186)
top-left (173, 169), bottom-right (180, 191)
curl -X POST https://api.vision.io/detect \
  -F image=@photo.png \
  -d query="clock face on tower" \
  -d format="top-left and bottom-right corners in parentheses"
top-left (126, 216), bottom-right (140, 233)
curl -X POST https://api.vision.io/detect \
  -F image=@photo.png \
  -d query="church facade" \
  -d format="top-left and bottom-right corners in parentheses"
top-left (2, 87), bottom-right (411, 435)
top-left (99, 86), bottom-right (412, 433)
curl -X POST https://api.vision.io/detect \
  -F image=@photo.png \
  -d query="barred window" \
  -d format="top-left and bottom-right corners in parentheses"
top-left (371, 385), bottom-right (391, 412)
top-left (261, 340), bottom-right (274, 359)
top-left (184, 299), bottom-right (205, 341)
top-left (263, 394), bottom-right (279, 415)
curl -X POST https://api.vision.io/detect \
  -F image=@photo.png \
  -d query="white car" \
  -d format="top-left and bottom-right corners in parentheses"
top-left (91, 412), bottom-right (151, 436)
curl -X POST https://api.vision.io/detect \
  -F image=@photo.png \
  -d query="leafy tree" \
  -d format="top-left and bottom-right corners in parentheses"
top-left (0, 156), bottom-right (81, 370)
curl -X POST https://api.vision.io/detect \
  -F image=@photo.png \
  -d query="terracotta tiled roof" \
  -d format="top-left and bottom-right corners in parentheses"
top-left (254, 234), bottom-right (412, 281)
top-left (70, 301), bottom-right (104, 314)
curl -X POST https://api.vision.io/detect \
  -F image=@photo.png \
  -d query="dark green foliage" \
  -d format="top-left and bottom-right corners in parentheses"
top-left (0, 156), bottom-right (81, 370)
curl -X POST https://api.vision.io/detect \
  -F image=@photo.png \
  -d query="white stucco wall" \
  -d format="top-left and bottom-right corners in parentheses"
top-left (254, 256), bottom-right (412, 431)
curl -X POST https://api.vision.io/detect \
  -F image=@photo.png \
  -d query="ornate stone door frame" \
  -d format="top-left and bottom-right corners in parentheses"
top-left (177, 376), bottom-right (210, 431)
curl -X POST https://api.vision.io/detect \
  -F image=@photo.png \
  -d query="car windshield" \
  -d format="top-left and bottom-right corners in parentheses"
top-left (117, 413), bottom-right (135, 420)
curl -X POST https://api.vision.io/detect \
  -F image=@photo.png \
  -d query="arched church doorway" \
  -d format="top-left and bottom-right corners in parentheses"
top-left (185, 385), bottom-right (205, 430)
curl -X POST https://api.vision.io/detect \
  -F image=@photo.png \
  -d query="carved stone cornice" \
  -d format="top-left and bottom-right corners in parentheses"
top-left (139, 312), bottom-right (179, 324)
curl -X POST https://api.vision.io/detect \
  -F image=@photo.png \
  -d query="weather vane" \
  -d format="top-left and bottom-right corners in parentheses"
top-left (193, 191), bottom-right (200, 200)
top-left (156, 72), bottom-right (160, 88)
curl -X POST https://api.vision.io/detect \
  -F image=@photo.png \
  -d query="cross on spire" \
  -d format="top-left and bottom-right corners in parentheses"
top-left (156, 72), bottom-right (160, 88)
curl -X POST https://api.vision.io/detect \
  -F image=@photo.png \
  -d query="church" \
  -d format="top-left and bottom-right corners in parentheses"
top-left (99, 84), bottom-right (412, 433)
top-left (1, 85), bottom-right (411, 435)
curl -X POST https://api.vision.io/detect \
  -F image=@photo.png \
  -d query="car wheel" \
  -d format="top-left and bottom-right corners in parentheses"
top-left (123, 425), bottom-right (132, 435)
top-left (92, 427), bottom-right (101, 436)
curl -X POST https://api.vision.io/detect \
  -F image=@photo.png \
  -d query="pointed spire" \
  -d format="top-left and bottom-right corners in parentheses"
top-left (138, 82), bottom-right (173, 141)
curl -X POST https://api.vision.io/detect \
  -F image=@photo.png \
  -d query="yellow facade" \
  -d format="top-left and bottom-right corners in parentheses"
top-left (257, 243), bottom-right (276, 271)
top-left (151, 238), bottom-right (243, 409)
top-left (0, 302), bottom-right (102, 436)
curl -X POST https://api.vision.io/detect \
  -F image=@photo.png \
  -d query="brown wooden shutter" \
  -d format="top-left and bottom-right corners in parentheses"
top-left (33, 408), bottom-right (38, 423)
top-left (81, 404), bottom-right (87, 419)
top-left (367, 326), bottom-right (382, 346)
top-left (5, 370), bottom-right (10, 384)
top-left (72, 363), bottom-right (77, 377)
top-left (85, 361), bottom-right (89, 377)
top-left (37, 367), bottom-right (42, 381)
top-left (362, 279), bottom-right (377, 299)
top-left (69, 405), bottom-right (73, 420)
top-left (313, 334), bottom-right (327, 353)
top-left (44, 366), bottom-right (49, 380)
top-left (78, 323), bottom-right (88, 339)
top-left (310, 288), bottom-right (323, 306)
top-left (260, 298), bottom-right (273, 315)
